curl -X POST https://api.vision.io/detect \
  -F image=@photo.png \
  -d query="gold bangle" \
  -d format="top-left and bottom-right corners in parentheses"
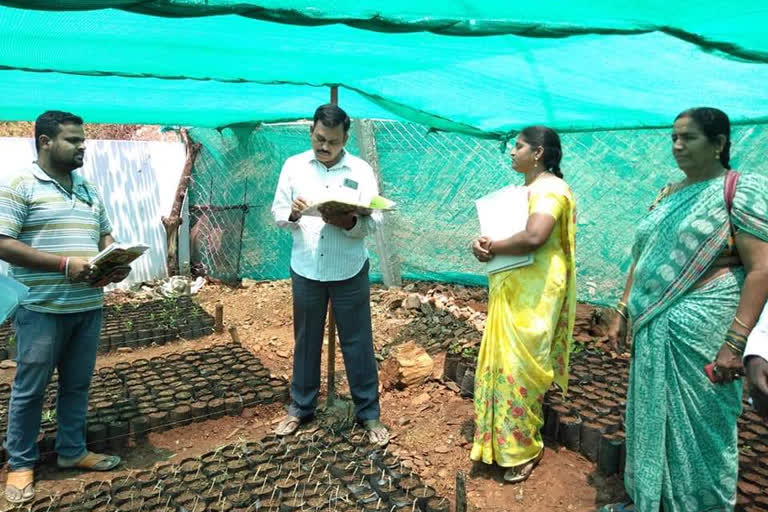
top-left (726, 330), bottom-right (747, 341)
top-left (726, 329), bottom-right (748, 342)
top-left (617, 301), bottom-right (628, 309)
top-left (725, 333), bottom-right (747, 350)
top-left (725, 340), bottom-right (745, 355)
top-left (734, 316), bottom-right (751, 331)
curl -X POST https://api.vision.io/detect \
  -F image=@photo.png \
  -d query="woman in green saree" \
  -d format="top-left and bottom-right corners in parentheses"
top-left (604, 108), bottom-right (768, 512)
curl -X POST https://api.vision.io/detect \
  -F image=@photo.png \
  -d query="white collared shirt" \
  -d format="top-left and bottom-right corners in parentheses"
top-left (746, 305), bottom-right (768, 363)
top-left (271, 149), bottom-right (380, 282)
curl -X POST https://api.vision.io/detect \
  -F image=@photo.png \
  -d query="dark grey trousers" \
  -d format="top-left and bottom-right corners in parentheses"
top-left (288, 260), bottom-right (380, 421)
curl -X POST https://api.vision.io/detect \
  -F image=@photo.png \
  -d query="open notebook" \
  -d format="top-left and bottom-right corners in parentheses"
top-left (88, 242), bottom-right (149, 285)
top-left (301, 184), bottom-right (396, 217)
top-left (475, 184), bottom-right (533, 274)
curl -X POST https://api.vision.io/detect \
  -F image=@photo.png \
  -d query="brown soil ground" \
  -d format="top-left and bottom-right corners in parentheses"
top-left (0, 280), bottom-right (625, 512)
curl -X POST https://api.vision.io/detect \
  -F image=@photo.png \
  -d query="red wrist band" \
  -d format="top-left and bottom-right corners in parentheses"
top-left (58, 256), bottom-right (67, 273)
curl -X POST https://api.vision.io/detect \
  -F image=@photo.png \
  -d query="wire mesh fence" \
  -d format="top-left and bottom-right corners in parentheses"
top-left (187, 120), bottom-right (768, 305)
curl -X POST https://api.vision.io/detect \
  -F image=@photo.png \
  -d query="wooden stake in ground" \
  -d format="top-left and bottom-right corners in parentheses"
top-left (455, 471), bottom-right (467, 512)
top-left (214, 303), bottom-right (224, 333)
top-left (161, 128), bottom-right (202, 277)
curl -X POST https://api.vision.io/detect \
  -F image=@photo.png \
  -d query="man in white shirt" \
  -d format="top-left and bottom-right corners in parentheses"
top-left (746, 307), bottom-right (768, 417)
top-left (270, 104), bottom-right (389, 446)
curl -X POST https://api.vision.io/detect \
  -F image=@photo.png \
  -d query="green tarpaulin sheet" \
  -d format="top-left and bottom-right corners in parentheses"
top-left (1, 3), bottom-right (768, 134)
top-left (3, 1), bottom-right (768, 64)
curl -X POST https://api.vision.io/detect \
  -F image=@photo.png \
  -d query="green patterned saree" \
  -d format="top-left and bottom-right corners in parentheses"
top-left (626, 173), bottom-right (768, 512)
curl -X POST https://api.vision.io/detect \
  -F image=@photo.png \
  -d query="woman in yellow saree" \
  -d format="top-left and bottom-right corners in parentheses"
top-left (471, 126), bottom-right (577, 483)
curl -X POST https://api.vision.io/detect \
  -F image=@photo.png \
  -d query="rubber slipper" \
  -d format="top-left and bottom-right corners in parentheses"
top-left (274, 414), bottom-right (313, 436)
top-left (599, 501), bottom-right (635, 512)
top-left (503, 450), bottom-right (543, 483)
top-left (361, 419), bottom-right (390, 447)
top-left (58, 451), bottom-right (121, 471)
top-left (5, 469), bottom-right (35, 504)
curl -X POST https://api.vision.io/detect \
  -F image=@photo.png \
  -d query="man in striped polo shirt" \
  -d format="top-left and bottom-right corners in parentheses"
top-left (271, 104), bottom-right (389, 446)
top-left (0, 111), bottom-right (129, 504)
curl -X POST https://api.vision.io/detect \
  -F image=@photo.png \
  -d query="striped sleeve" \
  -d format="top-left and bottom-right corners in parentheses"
top-left (0, 178), bottom-right (29, 239)
top-left (97, 193), bottom-right (113, 236)
top-left (272, 158), bottom-right (299, 230)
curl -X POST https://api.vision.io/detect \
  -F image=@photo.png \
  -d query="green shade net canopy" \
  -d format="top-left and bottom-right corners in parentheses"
top-left (3, 1), bottom-right (768, 64)
top-left (1, 3), bottom-right (768, 135)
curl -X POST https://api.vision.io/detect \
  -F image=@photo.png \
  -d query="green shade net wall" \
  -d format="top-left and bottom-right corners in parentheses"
top-left (187, 121), bottom-right (768, 305)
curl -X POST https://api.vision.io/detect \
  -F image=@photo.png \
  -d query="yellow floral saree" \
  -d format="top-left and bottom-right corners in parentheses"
top-left (471, 178), bottom-right (576, 467)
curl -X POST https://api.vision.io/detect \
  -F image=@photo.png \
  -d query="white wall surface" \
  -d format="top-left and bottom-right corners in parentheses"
top-left (0, 137), bottom-right (187, 287)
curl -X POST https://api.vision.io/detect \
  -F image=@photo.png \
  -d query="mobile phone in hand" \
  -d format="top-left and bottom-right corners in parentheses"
top-left (704, 363), bottom-right (718, 384)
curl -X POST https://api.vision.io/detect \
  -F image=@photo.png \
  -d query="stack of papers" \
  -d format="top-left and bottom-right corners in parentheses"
top-left (475, 185), bottom-right (534, 274)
